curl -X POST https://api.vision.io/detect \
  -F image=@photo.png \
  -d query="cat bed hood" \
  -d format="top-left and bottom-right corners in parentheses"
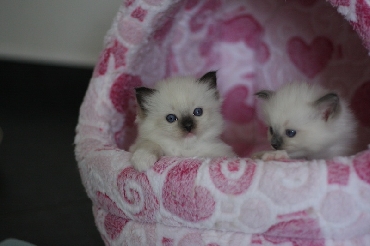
top-left (75, 0), bottom-right (370, 245)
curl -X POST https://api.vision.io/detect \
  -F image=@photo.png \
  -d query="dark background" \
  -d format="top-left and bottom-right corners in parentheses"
top-left (0, 60), bottom-right (104, 245)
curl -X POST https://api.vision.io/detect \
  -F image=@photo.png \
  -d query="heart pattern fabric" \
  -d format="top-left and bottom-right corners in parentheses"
top-left (75, 0), bottom-right (370, 245)
top-left (287, 36), bottom-right (334, 78)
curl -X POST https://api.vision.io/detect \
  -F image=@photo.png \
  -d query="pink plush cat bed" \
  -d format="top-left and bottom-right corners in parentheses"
top-left (75, 0), bottom-right (370, 245)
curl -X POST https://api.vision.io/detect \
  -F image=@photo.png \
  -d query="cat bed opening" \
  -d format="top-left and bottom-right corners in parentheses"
top-left (75, 0), bottom-right (370, 245)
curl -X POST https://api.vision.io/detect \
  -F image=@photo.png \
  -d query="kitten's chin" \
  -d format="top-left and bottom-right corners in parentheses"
top-left (184, 132), bottom-right (196, 138)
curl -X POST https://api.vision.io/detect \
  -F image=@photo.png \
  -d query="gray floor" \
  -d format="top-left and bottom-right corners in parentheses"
top-left (0, 61), bottom-right (104, 245)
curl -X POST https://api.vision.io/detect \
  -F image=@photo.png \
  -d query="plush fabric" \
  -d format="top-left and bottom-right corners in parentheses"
top-left (75, 0), bottom-right (370, 245)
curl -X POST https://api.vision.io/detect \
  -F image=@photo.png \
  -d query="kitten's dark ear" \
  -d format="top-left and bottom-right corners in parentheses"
top-left (135, 87), bottom-right (156, 116)
top-left (314, 93), bottom-right (340, 121)
top-left (198, 71), bottom-right (217, 89)
top-left (255, 90), bottom-right (274, 100)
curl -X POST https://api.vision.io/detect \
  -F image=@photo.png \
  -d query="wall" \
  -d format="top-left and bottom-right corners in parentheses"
top-left (0, 0), bottom-right (121, 66)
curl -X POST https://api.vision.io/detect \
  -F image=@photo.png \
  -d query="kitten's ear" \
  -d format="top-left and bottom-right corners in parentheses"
top-left (135, 87), bottom-right (156, 116)
top-left (255, 90), bottom-right (274, 100)
top-left (314, 93), bottom-right (340, 121)
top-left (198, 71), bottom-right (217, 89)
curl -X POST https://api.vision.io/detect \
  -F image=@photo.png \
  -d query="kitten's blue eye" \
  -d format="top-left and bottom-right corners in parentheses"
top-left (286, 129), bottom-right (296, 138)
top-left (166, 114), bottom-right (177, 123)
top-left (193, 108), bottom-right (203, 116)
top-left (269, 127), bottom-right (274, 135)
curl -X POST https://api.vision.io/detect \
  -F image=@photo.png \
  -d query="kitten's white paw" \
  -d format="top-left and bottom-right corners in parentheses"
top-left (130, 148), bottom-right (158, 172)
top-left (251, 150), bottom-right (290, 161)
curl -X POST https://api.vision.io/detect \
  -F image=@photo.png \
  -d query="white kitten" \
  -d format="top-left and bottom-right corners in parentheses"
top-left (130, 71), bottom-right (235, 171)
top-left (253, 82), bottom-right (357, 160)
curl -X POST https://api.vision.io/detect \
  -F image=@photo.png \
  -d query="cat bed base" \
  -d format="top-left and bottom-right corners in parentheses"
top-left (75, 0), bottom-right (370, 245)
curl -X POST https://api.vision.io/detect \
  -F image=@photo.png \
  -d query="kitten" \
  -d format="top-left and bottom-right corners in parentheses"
top-left (130, 71), bottom-right (235, 171)
top-left (253, 82), bottom-right (357, 160)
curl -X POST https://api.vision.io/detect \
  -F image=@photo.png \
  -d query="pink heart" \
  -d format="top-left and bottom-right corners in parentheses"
top-left (220, 14), bottom-right (263, 45)
top-left (110, 73), bottom-right (142, 113)
top-left (287, 36), bottom-right (333, 78)
top-left (222, 85), bottom-right (255, 124)
top-left (162, 159), bottom-right (215, 222)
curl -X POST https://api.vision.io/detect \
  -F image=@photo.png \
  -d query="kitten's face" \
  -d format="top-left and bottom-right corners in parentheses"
top-left (266, 116), bottom-right (328, 158)
top-left (135, 72), bottom-right (223, 143)
top-left (256, 83), bottom-right (341, 158)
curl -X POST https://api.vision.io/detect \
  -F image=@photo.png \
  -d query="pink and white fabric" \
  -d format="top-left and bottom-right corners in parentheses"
top-left (75, 0), bottom-right (370, 245)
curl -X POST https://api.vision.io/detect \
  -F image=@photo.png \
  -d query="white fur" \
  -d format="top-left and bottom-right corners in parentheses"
top-left (130, 76), bottom-right (234, 171)
top-left (256, 82), bottom-right (357, 160)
